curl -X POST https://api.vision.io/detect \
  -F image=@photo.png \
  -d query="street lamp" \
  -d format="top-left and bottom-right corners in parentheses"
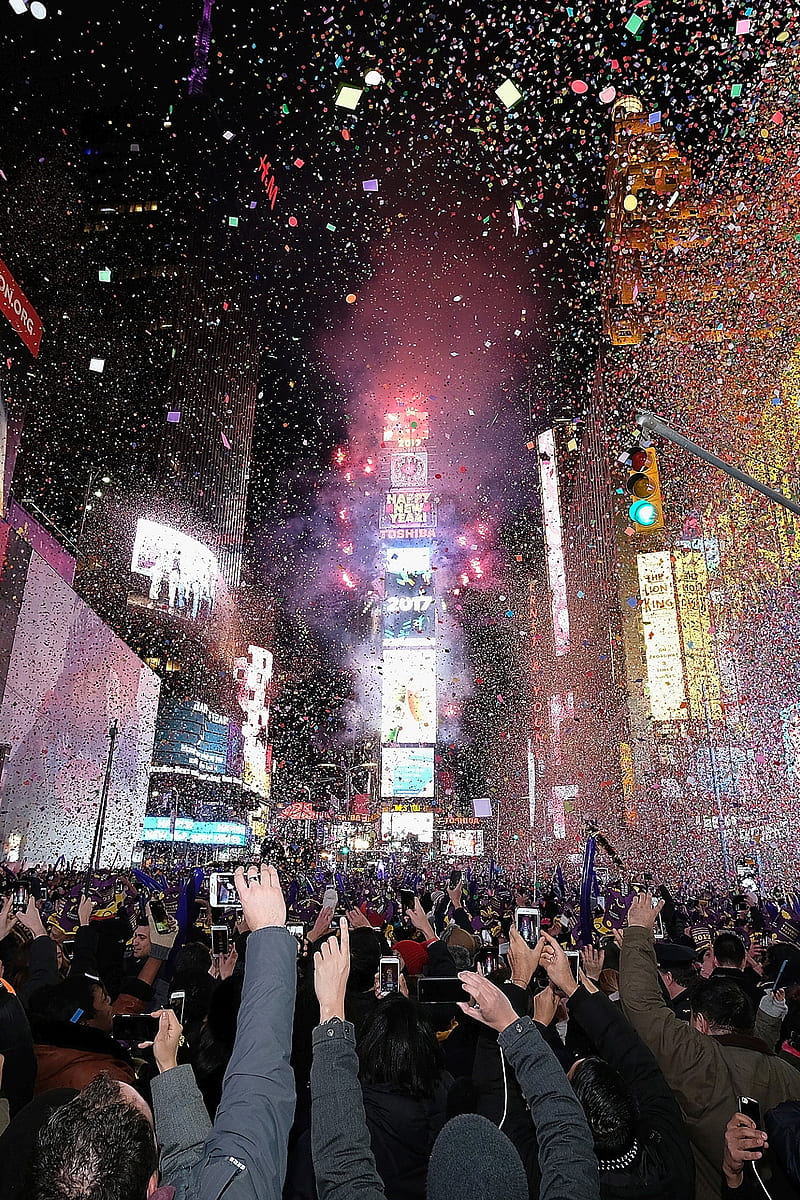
top-left (77, 469), bottom-right (112, 552)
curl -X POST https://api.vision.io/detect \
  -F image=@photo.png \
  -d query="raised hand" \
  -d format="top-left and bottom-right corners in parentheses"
top-left (314, 918), bottom-right (350, 1022)
top-left (234, 864), bottom-right (286, 931)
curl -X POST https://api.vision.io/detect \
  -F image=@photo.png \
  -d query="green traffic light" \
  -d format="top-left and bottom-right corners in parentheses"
top-left (629, 499), bottom-right (659, 526)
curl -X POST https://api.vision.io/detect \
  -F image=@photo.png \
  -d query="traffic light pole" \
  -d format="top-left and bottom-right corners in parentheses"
top-left (636, 411), bottom-right (800, 517)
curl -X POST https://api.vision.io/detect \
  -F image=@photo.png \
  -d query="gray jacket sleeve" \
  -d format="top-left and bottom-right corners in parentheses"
top-left (498, 1015), bottom-right (601, 1200)
top-left (152, 1063), bottom-right (212, 1198)
top-left (193, 926), bottom-right (298, 1200)
top-left (311, 1019), bottom-right (386, 1200)
top-left (753, 992), bottom-right (787, 1051)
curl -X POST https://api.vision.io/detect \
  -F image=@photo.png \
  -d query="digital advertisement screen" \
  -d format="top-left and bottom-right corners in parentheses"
top-left (233, 645), bottom-right (272, 797)
top-left (380, 746), bottom-right (435, 797)
top-left (381, 647), bottom-right (436, 743)
top-left (152, 699), bottom-right (232, 777)
top-left (380, 490), bottom-right (436, 532)
top-left (141, 817), bottom-right (249, 846)
top-left (379, 809), bottom-right (434, 843)
top-left (383, 546), bottom-right (435, 643)
top-left (129, 519), bottom-right (218, 622)
top-left (440, 829), bottom-right (484, 856)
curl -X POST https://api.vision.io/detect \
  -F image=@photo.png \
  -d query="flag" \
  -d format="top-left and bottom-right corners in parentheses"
top-left (579, 837), bottom-right (597, 947)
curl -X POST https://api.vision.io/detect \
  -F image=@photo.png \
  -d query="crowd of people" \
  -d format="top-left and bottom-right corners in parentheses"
top-left (0, 852), bottom-right (799, 1200)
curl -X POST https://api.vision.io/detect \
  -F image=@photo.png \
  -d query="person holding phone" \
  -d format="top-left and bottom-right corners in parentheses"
top-left (619, 893), bottom-right (800, 1200)
top-left (540, 931), bottom-right (695, 1198)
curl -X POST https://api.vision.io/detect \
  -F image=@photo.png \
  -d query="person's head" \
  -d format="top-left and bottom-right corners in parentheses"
top-left (131, 926), bottom-right (151, 961)
top-left (690, 977), bottom-right (754, 1035)
top-left (29, 976), bottom-right (114, 1035)
top-left (27, 1072), bottom-right (159, 1199)
top-left (357, 993), bottom-right (444, 1098)
top-left (173, 940), bottom-right (212, 975)
top-left (713, 932), bottom-right (746, 970)
top-left (347, 928), bottom-right (381, 992)
top-left (569, 1057), bottom-right (639, 1161)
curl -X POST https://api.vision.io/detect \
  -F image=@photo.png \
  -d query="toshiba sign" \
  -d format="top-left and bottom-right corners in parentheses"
top-left (0, 257), bottom-right (42, 357)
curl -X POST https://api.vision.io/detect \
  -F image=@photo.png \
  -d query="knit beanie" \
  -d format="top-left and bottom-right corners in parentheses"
top-left (393, 939), bottom-right (429, 976)
top-left (427, 1114), bottom-right (529, 1200)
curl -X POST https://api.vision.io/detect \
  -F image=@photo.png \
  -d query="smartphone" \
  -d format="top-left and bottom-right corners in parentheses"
top-left (211, 925), bottom-right (230, 957)
top-left (448, 869), bottom-right (462, 890)
top-left (168, 991), bottom-right (185, 1025)
top-left (322, 885), bottom-right (338, 911)
top-left (651, 894), bottom-right (661, 908)
top-left (286, 923), bottom-right (305, 943)
top-left (150, 899), bottom-right (171, 935)
top-left (417, 976), bottom-right (468, 1004)
top-left (482, 951), bottom-right (500, 974)
top-left (399, 889), bottom-right (415, 913)
top-left (565, 950), bottom-right (580, 982)
top-left (62, 938), bottom-right (76, 955)
top-left (481, 928), bottom-right (493, 945)
top-left (739, 1096), bottom-right (762, 1127)
top-left (514, 906), bottom-right (540, 946)
top-left (12, 886), bottom-right (27, 914)
top-left (112, 1013), bottom-right (159, 1044)
top-left (654, 914), bottom-right (666, 940)
top-left (379, 955), bottom-right (401, 996)
top-left (209, 873), bottom-right (241, 910)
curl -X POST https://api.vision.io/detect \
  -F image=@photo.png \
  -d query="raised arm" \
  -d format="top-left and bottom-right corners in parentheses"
top-left (310, 919), bottom-right (386, 1200)
top-left (458, 971), bottom-right (600, 1200)
top-left (195, 865), bottom-right (297, 1200)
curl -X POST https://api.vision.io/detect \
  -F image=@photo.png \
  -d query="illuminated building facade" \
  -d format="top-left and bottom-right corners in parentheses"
top-left (577, 55), bottom-right (800, 881)
top-left (378, 406), bottom-right (439, 848)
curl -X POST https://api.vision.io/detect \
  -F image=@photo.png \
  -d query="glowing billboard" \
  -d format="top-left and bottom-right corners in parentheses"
top-left (673, 550), bottom-right (722, 721)
top-left (129, 519), bottom-right (218, 621)
top-left (142, 817), bottom-right (249, 846)
top-left (383, 408), bottom-right (429, 447)
top-left (233, 645), bottom-right (272, 797)
top-left (384, 547), bottom-right (435, 643)
top-left (380, 491), bottom-right (436, 533)
top-left (381, 746), bottom-right (435, 797)
top-left (440, 829), bottom-right (484, 856)
top-left (538, 429), bottom-right (570, 656)
top-left (637, 551), bottom-right (687, 721)
top-left (379, 808), bottom-right (434, 843)
top-left (381, 647), bottom-right (436, 743)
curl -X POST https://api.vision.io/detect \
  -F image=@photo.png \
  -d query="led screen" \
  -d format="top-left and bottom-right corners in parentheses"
top-left (379, 809), bottom-right (434, 843)
top-left (381, 745), bottom-right (435, 797)
top-left (233, 645), bottom-right (272, 797)
top-left (129, 519), bottom-right (218, 621)
top-left (440, 829), bottom-right (484, 856)
top-left (381, 647), bottom-right (436, 743)
top-left (152, 699), bottom-right (233, 777)
top-left (384, 546), bottom-right (435, 643)
top-left (141, 816), bottom-right (249, 846)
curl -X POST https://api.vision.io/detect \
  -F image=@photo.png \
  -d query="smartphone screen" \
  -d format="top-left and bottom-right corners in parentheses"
top-left (211, 925), bottom-right (230, 957)
top-left (448, 869), bottom-right (462, 890)
top-left (653, 913), bottom-right (666, 940)
top-left (286, 923), bottom-right (305, 943)
top-left (150, 900), bottom-right (171, 935)
top-left (417, 976), bottom-right (468, 1004)
top-left (112, 1013), bottom-right (159, 1044)
top-left (399, 890), bottom-right (415, 913)
top-left (12, 887), bottom-right (28, 913)
top-left (565, 950), bottom-right (580, 982)
top-left (168, 991), bottom-right (185, 1024)
top-left (379, 956), bottom-right (401, 996)
top-left (209, 873), bottom-right (241, 910)
top-left (514, 907), bottom-right (540, 946)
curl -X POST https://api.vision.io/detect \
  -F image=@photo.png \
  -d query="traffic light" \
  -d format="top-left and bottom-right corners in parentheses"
top-left (624, 444), bottom-right (664, 532)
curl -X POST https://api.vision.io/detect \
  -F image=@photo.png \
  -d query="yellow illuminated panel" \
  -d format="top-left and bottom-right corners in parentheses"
top-left (673, 550), bottom-right (723, 721)
top-left (637, 551), bottom-right (687, 721)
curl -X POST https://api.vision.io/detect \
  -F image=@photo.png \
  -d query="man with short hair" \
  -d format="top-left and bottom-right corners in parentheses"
top-left (655, 942), bottom-right (697, 1022)
top-left (711, 931), bottom-right (761, 1010)
top-left (620, 893), bottom-right (800, 1200)
top-left (27, 1072), bottom-right (163, 1199)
